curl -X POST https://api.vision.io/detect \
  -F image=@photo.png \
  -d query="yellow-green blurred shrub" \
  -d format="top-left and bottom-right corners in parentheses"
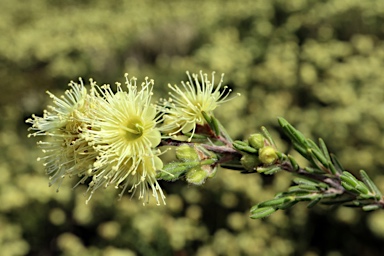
top-left (2, 0), bottom-right (384, 255)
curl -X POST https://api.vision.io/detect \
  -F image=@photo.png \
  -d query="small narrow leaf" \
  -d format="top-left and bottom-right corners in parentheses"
top-left (309, 146), bottom-right (329, 168)
top-left (360, 170), bottom-right (382, 200)
top-left (341, 181), bottom-right (355, 192)
top-left (292, 142), bottom-right (309, 159)
top-left (306, 139), bottom-right (322, 157)
top-left (261, 126), bottom-right (276, 147)
top-left (328, 161), bottom-right (338, 175)
top-left (355, 181), bottom-right (370, 195)
top-left (340, 171), bottom-right (359, 187)
top-left (293, 177), bottom-right (319, 186)
top-left (297, 184), bottom-right (321, 191)
top-left (307, 198), bottom-right (321, 208)
top-left (362, 204), bottom-right (381, 211)
top-left (201, 111), bottom-right (212, 124)
top-left (278, 200), bottom-right (298, 210)
top-left (288, 154), bottom-right (299, 171)
top-left (330, 153), bottom-right (344, 174)
top-left (250, 207), bottom-right (277, 219)
top-left (295, 193), bottom-right (322, 201)
top-left (293, 177), bottom-right (328, 189)
top-left (233, 141), bottom-right (257, 153)
top-left (277, 117), bottom-right (290, 128)
top-left (211, 116), bottom-right (221, 136)
top-left (256, 166), bottom-right (281, 175)
top-left (182, 132), bottom-right (208, 140)
top-left (286, 124), bottom-right (307, 147)
top-left (307, 149), bottom-right (327, 172)
top-left (318, 138), bottom-right (331, 162)
top-left (258, 197), bottom-right (293, 207)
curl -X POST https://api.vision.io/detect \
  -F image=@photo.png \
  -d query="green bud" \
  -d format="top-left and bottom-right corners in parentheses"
top-left (176, 144), bottom-right (200, 161)
top-left (248, 133), bottom-right (265, 149)
top-left (186, 166), bottom-right (208, 185)
top-left (241, 153), bottom-right (260, 171)
top-left (259, 146), bottom-right (278, 165)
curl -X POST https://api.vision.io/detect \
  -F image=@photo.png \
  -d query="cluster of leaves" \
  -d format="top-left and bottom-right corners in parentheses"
top-left (152, 105), bottom-right (384, 219)
top-left (244, 118), bottom-right (384, 219)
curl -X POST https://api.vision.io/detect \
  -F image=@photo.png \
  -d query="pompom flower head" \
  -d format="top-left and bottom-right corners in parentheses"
top-left (26, 79), bottom-right (99, 188)
top-left (84, 74), bottom-right (165, 205)
top-left (161, 71), bottom-right (234, 140)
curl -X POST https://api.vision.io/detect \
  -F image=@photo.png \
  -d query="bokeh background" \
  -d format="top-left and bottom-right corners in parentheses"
top-left (3, 0), bottom-right (384, 255)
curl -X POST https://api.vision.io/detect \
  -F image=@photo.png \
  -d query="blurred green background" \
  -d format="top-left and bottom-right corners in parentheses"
top-left (3, 0), bottom-right (384, 255)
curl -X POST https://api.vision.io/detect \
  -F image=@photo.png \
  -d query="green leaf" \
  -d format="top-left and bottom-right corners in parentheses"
top-left (211, 116), bottom-right (221, 136)
top-left (308, 147), bottom-right (329, 168)
top-left (318, 138), bottom-right (331, 162)
top-left (201, 111), bottom-right (212, 124)
top-left (182, 132), bottom-right (208, 140)
top-left (306, 139), bottom-right (322, 157)
top-left (258, 197), bottom-right (293, 207)
top-left (250, 207), bottom-right (277, 219)
top-left (360, 170), bottom-right (382, 200)
top-left (328, 161), bottom-right (338, 175)
top-left (340, 171), bottom-right (359, 187)
top-left (293, 177), bottom-right (328, 189)
top-left (330, 153), bottom-right (344, 174)
top-left (362, 204), bottom-right (381, 211)
top-left (307, 198), bottom-right (321, 208)
top-left (341, 181), bottom-right (355, 192)
top-left (278, 200), bottom-right (298, 210)
top-left (355, 181), bottom-right (370, 195)
top-left (292, 142), bottom-right (309, 159)
top-left (261, 126), bottom-right (276, 147)
top-left (158, 161), bottom-right (200, 181)
top-left (288, 185), bottom-right (318, 193)
top-left (298, 184), bottom-right (321, 191)
top-left (278, 118), bottom-right (307, 147)
top-left (233, 140), bottom-right (257, 154)
top-left (293, 177), bottom-right (319, 186)
top-left (256, 166), bottom-right (281, 175)
top-left (288, 154), bottom-right (299, 171)
top-left (295, 193), bottom-right (322, 201)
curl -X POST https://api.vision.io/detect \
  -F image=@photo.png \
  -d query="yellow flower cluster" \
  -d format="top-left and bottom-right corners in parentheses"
top-left (27, 71), bottom-right (233, 204)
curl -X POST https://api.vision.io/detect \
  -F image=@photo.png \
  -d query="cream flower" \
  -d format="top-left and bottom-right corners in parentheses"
top-left (26, 79), bottom-right (99, 188)
top-left (161, 71), bottom-right (233, 140)
top-left (88, 152), bottom-right (165, 205)
top-left (84, 74), bottom-right (165, 204)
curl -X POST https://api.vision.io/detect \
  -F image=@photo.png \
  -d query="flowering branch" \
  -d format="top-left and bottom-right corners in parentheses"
top-left (26, 71), bottom-right (384, 219)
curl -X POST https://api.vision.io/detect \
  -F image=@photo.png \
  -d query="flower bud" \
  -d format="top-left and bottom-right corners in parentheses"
top-left (248, 133), bottom-right (265, 149)
top-left (176, 144), bottom-right (200, 161)
top-left (204, 164), bottom-right (218, 178)
top-left (241, 153), bottom-right (261, 171)
top-left (186, 166), bottom-right (208, 185)
top-left (258, 146), bottom-right (278, 165)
